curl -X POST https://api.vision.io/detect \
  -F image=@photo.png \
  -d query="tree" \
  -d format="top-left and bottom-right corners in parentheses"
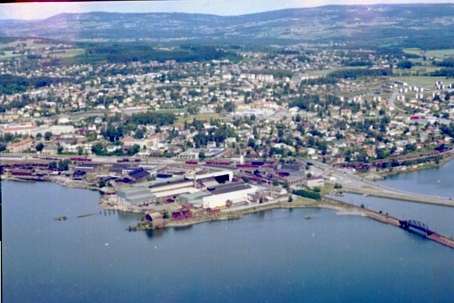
top-left (57, 146), bottom-right (63, 154)
top-left (334, 183), bottom-right (343, 189)
top-left (98, 180), bottom-right (106, 188)
top-left (397, 60), bottom-right (413, 69)
top-left (247, 138), bottom-right (255, 149)
top-left (36, 133), bottom-right (43, 140)
top-left (198, 151), bottom-right (206, 160)
top-left (91, 143), bottom-right (105, 156)
top-left (49, 161), bottom-right (57, 169)
top-left (44, 131), bottom-right (53, 141)
top-left (288, 195), bottom-right (293, 203)
top-left (215, 105), bottom-right (223, 113)
top-left (272, 178), bottom-right (279, 186)
top-left (187, 105), bottom-right (200, 115)
top-left (127, 144), bottom-right (140, 156)
top-left (58, 159), bottom-right (70, 171)
top-left (134, 128), bottom-right (145, 139)
top-left (243, 176), bottom-right (250, 183)
top-left (77, 146), bottom-right (83, 156)
top-left (35, 142), bottom-right (44, 152)
top-left (223, 101), bottom-right (236, 113)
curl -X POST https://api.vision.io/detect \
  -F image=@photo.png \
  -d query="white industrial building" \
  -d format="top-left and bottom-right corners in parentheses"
top-left (202, 183), bottom-right (257, 209)
top-left (304, 176), bottom-right (325, 189)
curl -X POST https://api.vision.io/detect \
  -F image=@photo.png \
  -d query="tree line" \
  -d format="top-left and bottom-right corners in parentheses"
top-left (292, 188), bottom-right (321, 200)
top-left (77, 44), bottom-right (242, 64)
top-left (0, 74), bottom-right (69, 95)
top-left (326, 68), bottom-right (392, 79)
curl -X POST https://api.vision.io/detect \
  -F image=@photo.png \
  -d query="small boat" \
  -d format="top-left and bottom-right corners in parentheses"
top-left (54, 216), bottom-right (67, 221)
top-left (305, 216), bottom-right (316, 220)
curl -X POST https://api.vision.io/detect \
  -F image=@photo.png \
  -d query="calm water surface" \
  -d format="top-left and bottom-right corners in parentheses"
top-left (376, 159), bottom-right (454, 198)
top-left (3, 177), bottom-right (454, 303)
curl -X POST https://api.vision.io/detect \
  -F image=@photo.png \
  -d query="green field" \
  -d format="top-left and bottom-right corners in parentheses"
top-left (0, 48), bottom-right (85, 61)
top-left (175, 112), bottom-right (223, 126)
top-left (0, 51), bottom-right (22, 60)
top-left (47, 49), bottom-right (85, 58)
top-left (403, 48), bottom-right (454, 58)
top-left (307, 66), bottom-right (369, 77)
top-left (391, 76), bottom-right (440, 88)
top-left (306, 69), bottom-right (333, 76)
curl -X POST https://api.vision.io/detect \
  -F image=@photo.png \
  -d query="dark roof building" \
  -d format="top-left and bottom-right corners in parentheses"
top-left (73, 170), bottom-right (87, 180)
top-left (208, 183), bottom-right (252, 195)
top-left (128, 167), bottom-right (150, 182)
top-left (109, 164), bottom-right (137, 175)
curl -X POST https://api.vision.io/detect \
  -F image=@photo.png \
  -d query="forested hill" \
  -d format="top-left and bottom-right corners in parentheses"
top-left (1, 4), bottom-right (454, 49)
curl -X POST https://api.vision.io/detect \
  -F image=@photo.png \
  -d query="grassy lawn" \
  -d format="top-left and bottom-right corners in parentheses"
top-left (320, 183), bottom-right (335, 196)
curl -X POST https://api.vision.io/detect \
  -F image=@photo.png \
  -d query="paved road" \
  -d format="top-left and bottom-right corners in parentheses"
top-left (388, 89), bottom-right (405, 112)
top-left (310, 160), bottom-right (454, 205)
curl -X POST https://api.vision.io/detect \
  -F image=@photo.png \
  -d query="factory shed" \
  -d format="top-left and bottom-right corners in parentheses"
top-left (117, 187), bottom-right (156, 205)
top-left (109, 164), bottom-right (137, 176)
top-left (202, 183), bottom-right (256, 209)
top-left (128, 167), bottom-right (150, 182)
top-left (304, 176), bottom-right (325, 188)
top-left (178, 191), bottom-right (213, 206)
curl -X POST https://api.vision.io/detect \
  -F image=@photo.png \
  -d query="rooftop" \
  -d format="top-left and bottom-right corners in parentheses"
top-left (208, 183), bottom-right (252, 195)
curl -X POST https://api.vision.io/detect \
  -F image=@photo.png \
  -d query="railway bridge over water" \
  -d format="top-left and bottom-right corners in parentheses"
top-left (399, 220), bottom-right (434, 235)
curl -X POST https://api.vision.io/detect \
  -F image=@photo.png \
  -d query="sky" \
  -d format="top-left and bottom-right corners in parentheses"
top-left (0, 0), bottom-right (453, 20)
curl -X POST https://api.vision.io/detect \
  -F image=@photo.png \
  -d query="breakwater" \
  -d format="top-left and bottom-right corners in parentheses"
top-left (342, 185), bottom-right (454, 207)
top-left (323, 197), bottom-right (454, 249)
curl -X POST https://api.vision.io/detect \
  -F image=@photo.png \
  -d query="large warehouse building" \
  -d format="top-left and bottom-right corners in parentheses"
top-left (202, 183), bottom-right (257, 209)
top-left (117, 187), bottom-right (157, 205)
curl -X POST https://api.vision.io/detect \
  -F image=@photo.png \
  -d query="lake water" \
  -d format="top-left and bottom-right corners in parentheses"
top-left (3, 167), bottom-right (454, 303)
top-left (376, 159), bottom-right (454, 198)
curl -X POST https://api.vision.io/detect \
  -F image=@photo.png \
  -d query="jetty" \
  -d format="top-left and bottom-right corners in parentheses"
top-left (324, 197), bottom-right (454, 250)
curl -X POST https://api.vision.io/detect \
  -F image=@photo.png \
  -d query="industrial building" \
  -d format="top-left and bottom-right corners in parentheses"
top-left (202, 183), bottom-right (257, 209)
top-left (178, 191), bottom-right (213, 207)
top-left (116, 187), bottom-right (157, 205)
top-left (304, 176), bottom-right (325, 188)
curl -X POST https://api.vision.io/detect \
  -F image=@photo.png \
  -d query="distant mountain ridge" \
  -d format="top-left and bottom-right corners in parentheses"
top-left (1, 4), bottom-right (454, 48)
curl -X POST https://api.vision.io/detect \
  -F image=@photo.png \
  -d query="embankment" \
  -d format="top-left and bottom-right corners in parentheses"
top-left (342, 185), bottom-right (454, 207)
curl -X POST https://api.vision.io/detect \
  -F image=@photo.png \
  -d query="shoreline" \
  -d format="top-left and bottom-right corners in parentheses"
top-left (157, 197), bottom-right (454, 250)
top-left (358, 152), bottom-right (454, 181)
top-left (3, 172), bottom-right (454, 249)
